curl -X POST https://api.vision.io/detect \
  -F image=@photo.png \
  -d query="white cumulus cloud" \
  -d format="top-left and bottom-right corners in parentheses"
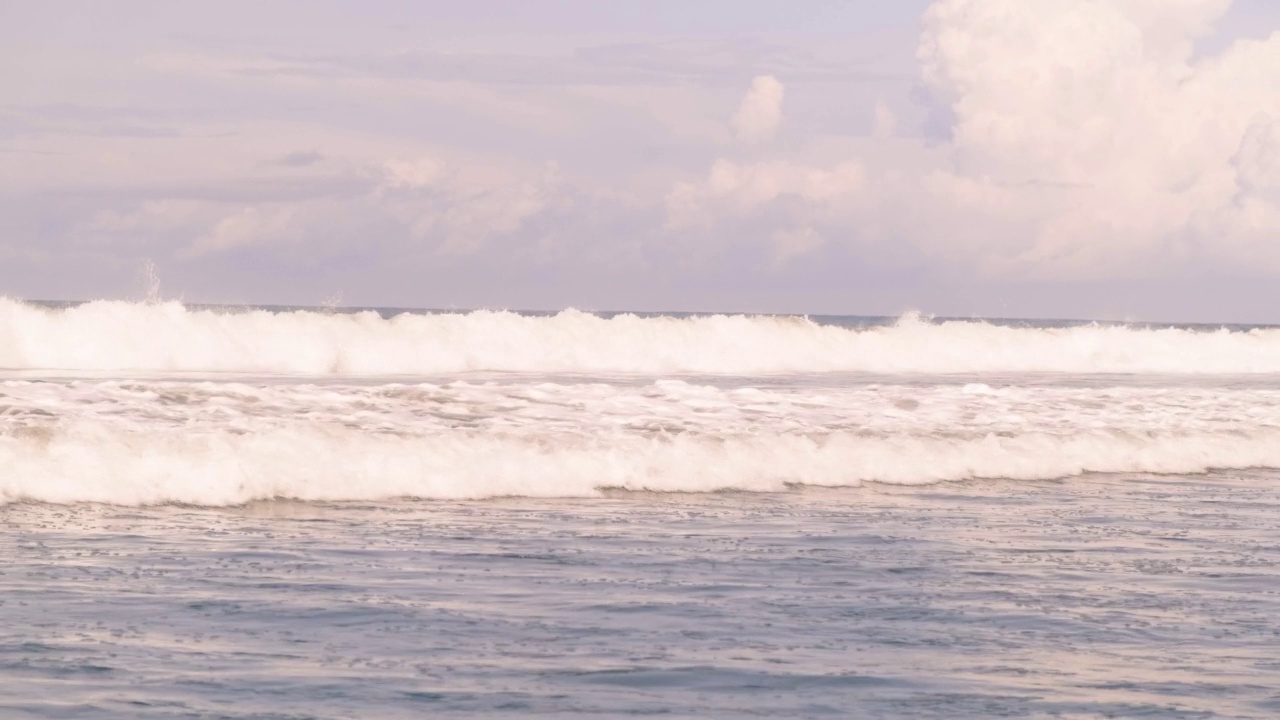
top-left (914, 0), bottom-right (1280, 276)
top-left (672, 0), bottom-right (1280, 278)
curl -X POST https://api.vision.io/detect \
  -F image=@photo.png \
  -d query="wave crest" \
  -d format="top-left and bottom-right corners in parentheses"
top-left (4, 299), bottom-right (1280, 375)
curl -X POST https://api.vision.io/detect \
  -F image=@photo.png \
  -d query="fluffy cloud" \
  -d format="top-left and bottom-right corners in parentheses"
top-left (673, 0), bottom-right (1280, 278)
top-left (914, 0), bottom-right (1280, 275)
top-left (730, 75), bottom-right (785, 143)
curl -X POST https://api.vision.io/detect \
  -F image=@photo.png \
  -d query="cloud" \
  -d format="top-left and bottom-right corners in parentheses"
top-left (672, 0), bottom-right (1280, 278)
top-left (771, 226), bottom-right (824, 264)
top-left (52, 146), bottom-right (573, 265)
top-left (379, 157), bottom-right (563, 255)
top-left (872, 100), bottom-right (897, 138)
top-left (730, 75), bottom-right (785, 143)
top-left (186, 205), bottom-right (300, 257)
top-left (912, 0), bottom-right (1280, 276)
top-left (273, 151), bottom-right (325, 167)
top-left (141, 39), bottom-right (875, 90)
top-left (665, 158), bottom-right (864, 264)
top-left (165, 156), bottom-right (568, 259)
top-left (668, 158), bottom-right (864, 224)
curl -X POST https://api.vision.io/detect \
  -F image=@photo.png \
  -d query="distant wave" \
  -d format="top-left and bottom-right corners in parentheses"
top-left (5, 298), bottom-right (1280, 375)
top-left (3, 422), bottom-right (1278, 505)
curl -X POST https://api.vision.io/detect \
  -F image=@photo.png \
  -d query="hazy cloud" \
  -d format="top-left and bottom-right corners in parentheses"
top-left (730, 75), bottom-right (785, 143)
top-left (273, 151), bottom-right (325, 167)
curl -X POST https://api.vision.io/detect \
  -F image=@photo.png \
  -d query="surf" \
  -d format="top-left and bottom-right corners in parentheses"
top-left (4, 298), bottom-right (1280, 376)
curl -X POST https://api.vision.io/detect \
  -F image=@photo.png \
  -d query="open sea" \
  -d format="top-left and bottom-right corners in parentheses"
top-left (3, 299), bottom-right (1280, 718)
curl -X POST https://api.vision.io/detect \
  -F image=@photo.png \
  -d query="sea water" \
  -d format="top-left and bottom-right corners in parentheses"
top-left (2, 300), bottom-right (1279, 718)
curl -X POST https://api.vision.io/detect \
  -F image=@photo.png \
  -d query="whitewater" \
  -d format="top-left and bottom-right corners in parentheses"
top-left (5, 299), bottom-right (1280, 505)
top-left (6, 297), bottom-right (1280, 375)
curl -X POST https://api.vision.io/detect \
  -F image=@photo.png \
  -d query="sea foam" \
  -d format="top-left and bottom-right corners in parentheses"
top-left (3, 377), bottom-right (1280, 505)
top-left (5, 421), bottom-right (1280, 505)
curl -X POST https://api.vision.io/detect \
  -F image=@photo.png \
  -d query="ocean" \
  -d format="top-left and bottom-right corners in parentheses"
top-left (3, 299), bottom-right (1280, 718)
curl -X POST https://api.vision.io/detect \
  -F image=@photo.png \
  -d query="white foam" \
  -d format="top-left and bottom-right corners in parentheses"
top-left (5, 299), bottom-right (1280, 375)
top-left (3, 420), bottom-right (1277, 505)
top-left (4, 377), bottom-right (1280, 505)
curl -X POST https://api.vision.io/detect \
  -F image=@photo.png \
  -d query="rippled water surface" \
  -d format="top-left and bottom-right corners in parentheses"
top-left (5, 473), bottom-right (1280, 719)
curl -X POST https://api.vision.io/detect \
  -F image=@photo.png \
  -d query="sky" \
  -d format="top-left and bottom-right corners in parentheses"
top-left (2, 0), bottom-right (1279, 322)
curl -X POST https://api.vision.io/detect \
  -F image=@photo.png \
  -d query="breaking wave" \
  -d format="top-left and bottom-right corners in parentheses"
top-left (4, 298), bottom-right (1280, 375)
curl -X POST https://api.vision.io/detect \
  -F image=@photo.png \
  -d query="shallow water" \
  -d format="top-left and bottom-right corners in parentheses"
top-left (5, 473), bottom-right (1280, 719)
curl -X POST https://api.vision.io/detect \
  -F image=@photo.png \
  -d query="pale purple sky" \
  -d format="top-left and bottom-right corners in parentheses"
top-left (2, 0), bottom-right (1279, 321)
